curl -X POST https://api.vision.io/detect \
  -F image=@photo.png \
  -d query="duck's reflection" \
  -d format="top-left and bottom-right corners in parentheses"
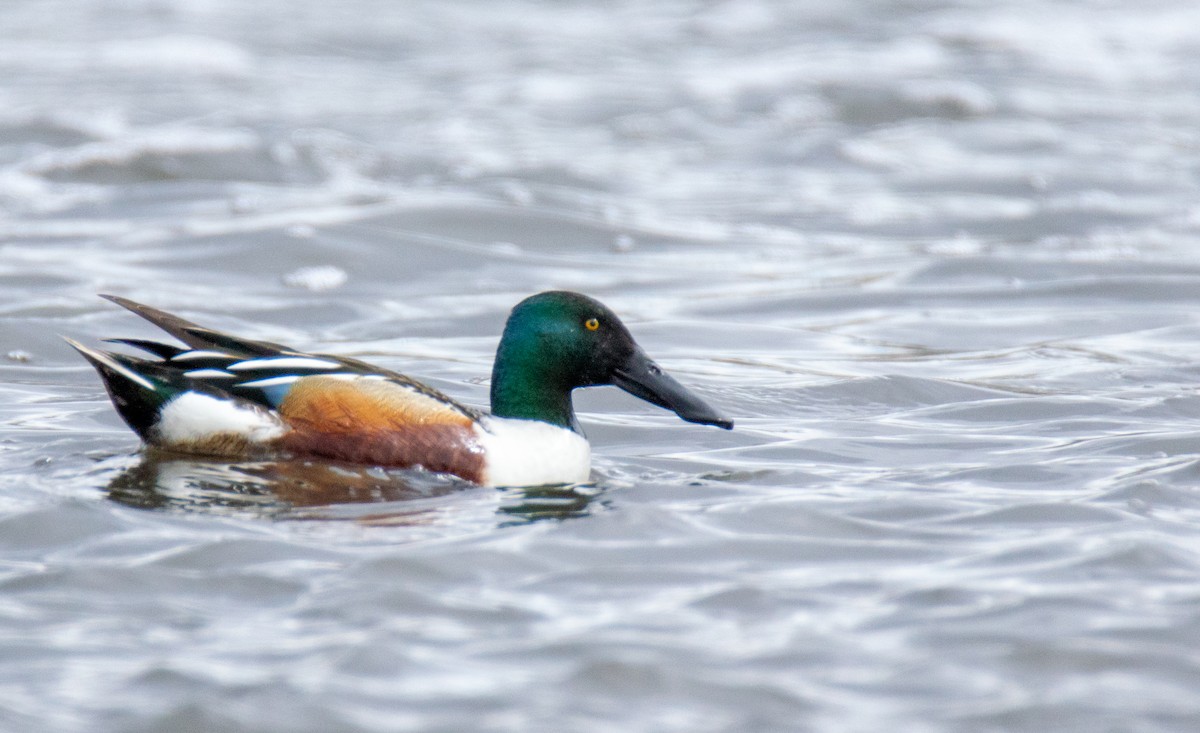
top-left (104, 451), bottom-right (604, 526)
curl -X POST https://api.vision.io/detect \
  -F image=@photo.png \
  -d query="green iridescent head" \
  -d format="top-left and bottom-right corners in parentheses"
top-left (489, 291), bottom-right (732, 432)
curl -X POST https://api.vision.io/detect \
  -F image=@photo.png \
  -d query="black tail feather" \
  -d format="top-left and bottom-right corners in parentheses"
top-left (104, 338), bottom-right (185, 360)
top-left (180, 326), bottom-right (295, 357)
top-left (98, 294), bottom-right (295, 357)
top-left (65, 338), bottom-right (182, 439)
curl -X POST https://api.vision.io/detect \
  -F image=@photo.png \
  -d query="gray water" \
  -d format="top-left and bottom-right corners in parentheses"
top-left (3, 1), bottom-right (1200, 731)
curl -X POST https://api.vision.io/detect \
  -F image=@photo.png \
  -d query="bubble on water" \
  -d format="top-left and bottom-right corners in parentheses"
top-left (491, 241), bottom-right (523, 256)
top-left (501, 181), bottom-right (534, 206)
top-left (286, 224), bottom-right (317, 238)
top-left (99, 35), bottom-right (255, 78)
top-left (901, 79), bottom-right (997, 117)
top-left (6, 350), bottom-right (32, 363)
top-left (282, 265), bottom-right (347, 291)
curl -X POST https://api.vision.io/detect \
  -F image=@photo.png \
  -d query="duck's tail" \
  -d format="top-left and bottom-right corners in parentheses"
top-left (67, 335), bottom-right (290, 456)
top-left (63, 338), bottom-right (185, 440)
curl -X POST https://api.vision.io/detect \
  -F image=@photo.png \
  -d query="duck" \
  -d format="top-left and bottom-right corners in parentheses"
top-left (66, 292), bottom-right (732, 487)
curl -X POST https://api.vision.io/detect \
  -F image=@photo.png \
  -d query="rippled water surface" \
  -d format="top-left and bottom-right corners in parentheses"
top-left (4, 1), bottom-right (1200, 731)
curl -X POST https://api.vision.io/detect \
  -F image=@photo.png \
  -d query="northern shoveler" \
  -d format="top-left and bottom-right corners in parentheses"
top-left (67, 292), bottom-right (732, 487)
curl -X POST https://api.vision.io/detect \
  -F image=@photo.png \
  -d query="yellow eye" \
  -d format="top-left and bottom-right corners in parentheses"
top-left (585, 317), bottom-right (600, 331)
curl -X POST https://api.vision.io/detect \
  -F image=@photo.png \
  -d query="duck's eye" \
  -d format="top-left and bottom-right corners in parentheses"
top-left (585, 317), bottom-right (600, 331)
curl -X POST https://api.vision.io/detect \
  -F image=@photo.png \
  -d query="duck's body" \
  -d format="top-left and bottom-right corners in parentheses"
top-left (136, 371), bottom-right (590, 486)
top-left (69, 292), bottom-right (730, 487)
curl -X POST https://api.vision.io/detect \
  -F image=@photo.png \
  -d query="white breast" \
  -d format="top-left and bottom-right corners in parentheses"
top-left (474, 417), bottom-right (591, 487)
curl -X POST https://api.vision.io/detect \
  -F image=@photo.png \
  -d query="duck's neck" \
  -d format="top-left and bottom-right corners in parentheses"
top-left (489, 349), bottom-right (579, 432)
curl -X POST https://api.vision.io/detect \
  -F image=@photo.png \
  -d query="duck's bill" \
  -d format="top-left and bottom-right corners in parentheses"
top-left (613, 349), bottom-right (733, 430)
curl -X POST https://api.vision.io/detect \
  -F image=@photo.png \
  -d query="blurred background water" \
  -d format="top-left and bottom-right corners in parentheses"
top-left (3, 1), bottom-right (1200, 731)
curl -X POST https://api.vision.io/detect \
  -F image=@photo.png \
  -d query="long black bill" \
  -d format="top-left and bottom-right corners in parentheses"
top-left (612, 349), bottom-right (733, 430)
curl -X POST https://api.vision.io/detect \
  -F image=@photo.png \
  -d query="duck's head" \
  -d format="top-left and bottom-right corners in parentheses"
top-left (490, 291), bottom-right (733, 432)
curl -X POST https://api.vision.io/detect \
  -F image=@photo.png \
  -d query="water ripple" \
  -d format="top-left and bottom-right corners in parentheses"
top-left (4, 0), bottom-right (1200, 731)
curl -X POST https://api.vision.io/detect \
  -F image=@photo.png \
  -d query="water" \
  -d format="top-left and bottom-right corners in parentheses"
top-left (3, 0), bottom-right (1200, 730)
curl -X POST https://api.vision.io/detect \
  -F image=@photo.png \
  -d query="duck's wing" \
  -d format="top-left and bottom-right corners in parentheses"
top-left (75, 297), bottom-right (484, 439)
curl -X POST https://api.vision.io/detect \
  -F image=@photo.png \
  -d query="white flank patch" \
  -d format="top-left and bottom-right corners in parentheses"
top-left (228, 356), bottom-right (342, 371)
top-left (475, 417), bottom-right (591, 487)
top-left (154, 391), bottom-right (286, 446)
